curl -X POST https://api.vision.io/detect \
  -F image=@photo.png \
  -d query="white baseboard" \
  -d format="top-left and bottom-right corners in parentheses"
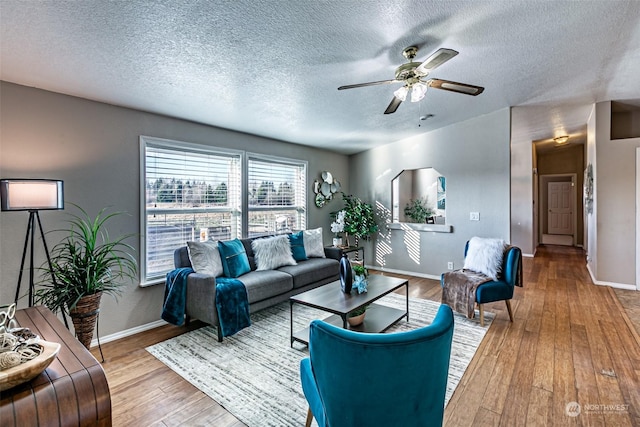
top-left (368, 265), bottom-right (441, 281)
top-left (91, 318), bottom-right (168, 349)
top-left (586, 263), bottom-right (637, 291)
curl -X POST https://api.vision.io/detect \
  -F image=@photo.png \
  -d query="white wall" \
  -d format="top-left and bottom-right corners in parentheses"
top-left (0, 82), bottom-right (349, 336)
top-left (349, 108), bottom-right (511, 277)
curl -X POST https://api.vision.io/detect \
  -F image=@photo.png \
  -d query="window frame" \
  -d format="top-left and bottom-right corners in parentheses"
top-left (139, 136), bottom-right (308, 286)
top-left (139, 136), bottom-right (244, 286)
top-left (245, 152), bottom-right (308, 238)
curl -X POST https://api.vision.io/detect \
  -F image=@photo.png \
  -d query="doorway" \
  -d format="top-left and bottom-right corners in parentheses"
top-left (539, 174), bottom-right (577, 246)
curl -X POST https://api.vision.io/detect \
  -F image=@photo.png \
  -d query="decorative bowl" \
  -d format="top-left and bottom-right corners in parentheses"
top-left (0, 340), bottom-right (61, 391)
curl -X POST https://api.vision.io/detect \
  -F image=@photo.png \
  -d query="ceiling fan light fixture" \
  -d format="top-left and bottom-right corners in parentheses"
top-left (411, 82), bottom-right (428, 102)
top-left (554, 135), bottom-right (570, 145)
top-left (393, 86), bottom-right (409, 102)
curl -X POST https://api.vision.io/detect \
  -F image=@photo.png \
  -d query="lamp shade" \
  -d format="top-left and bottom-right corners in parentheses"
top-left (0, 179), bottom-right (64, 211)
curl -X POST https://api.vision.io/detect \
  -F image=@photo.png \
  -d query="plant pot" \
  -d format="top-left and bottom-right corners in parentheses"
top-left (332, 237), bottom-right (343, 247)
top-left (347, 312), bottom-right (366, 326)
top-left (69, 292), bottom-right (102, 350)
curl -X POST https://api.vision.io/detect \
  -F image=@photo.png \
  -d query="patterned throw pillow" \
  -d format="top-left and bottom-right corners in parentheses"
top-left (218, 239), bottom-right (251, 278)
top-left (288, 231), bottom-right (307, 261)
top-left (186, 240), bottom-right (223, 277)
top-left (303, 227), bottom-right (325, 258)
top-left (252, 235), bottom-right (297, 271)
top-left (463, 236), bottom-right (506, 280)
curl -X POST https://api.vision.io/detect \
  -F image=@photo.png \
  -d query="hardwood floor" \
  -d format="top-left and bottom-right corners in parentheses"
top-left (92, 245), bottom-right (640, 426)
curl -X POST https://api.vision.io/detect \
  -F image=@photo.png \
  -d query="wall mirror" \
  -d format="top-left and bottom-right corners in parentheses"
top-left (392, 168), bottom-right (446, 224)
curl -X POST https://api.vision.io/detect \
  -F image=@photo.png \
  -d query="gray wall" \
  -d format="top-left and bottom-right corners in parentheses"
top-left (0, 81), bottom-right (349, 336)
top-left (594, 101), bottom-right (639, 286)
top-left (510, 108), bottom-right (536, 256)
top-left (349, 108), bottom-right (511, 277)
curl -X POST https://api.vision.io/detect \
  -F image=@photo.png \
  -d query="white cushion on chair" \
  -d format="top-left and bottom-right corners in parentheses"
top-left (463, 237), bottom-right (506, 280)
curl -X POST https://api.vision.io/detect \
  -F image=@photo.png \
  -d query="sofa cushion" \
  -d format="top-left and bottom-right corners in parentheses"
top-left (186, 240), bottom-right (223, 277)
top-left (288, 231), bottom-right (308, 261)
top-left (278, 257), bottom-right (340, 289)
top-left (218, 238), bottom-right (251, 278)
top-left (303, 227), bottom-right (325, 258)
top-left (237, 270), bottom-right (294, 303)
top-left (252, 235), bottom-right (297, 270)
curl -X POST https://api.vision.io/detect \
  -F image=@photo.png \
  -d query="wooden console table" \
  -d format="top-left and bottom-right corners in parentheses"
top-left (0, 306), bottom-right (111, 426)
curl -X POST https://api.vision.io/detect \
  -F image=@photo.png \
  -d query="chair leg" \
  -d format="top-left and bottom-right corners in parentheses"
top-left (505, 300), bottom-right (514, 322)
top-left (479, 304), bottom-right (484, 327)
top-left (305, 407), bottom-right (313, 427)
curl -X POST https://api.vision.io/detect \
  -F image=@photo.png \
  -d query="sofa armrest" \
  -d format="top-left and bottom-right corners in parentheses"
top-left (185, 273), bottom-right (219, 327)
top-left (324, 246), bottom-right (342, 260)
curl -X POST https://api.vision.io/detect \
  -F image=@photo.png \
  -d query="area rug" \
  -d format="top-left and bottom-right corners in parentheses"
top-left (146, 294), bottom-right (493, 427)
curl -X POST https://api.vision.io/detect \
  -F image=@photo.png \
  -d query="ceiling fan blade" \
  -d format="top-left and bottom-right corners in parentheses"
top-left (338, 79), bottom-right (399, 90)
top-left (414, 48), bottom-right (459, 76)
top-left (428, 78), bottom-right (484, 96)
top-left (384, 96), bottom-right (403, 114)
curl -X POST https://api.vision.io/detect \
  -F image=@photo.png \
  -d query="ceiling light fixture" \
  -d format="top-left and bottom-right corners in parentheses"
top-left (410, 82), bottom-right (428, 102)
top-left (394, 82), bottom-right (429, 103)
top-left (393, 86), bottom-right (409, 102)
top-left (554, 135), bottom-right (570, 145)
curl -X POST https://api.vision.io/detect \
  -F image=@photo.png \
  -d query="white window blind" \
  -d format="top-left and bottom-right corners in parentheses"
top-left (142, 137), bottom-right (242, 283)
top-left (247, 155), bottom-right (307, 237)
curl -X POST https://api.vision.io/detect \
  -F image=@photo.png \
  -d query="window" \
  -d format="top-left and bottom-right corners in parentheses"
top-left (247, 154), bottom-right (307, 237)
top-left (140, 137), bottom-right (307, 285)
top-left (141, 137), bottom-right (242, 284)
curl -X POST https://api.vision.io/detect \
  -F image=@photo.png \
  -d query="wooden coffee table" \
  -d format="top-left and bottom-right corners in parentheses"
top-left (289, 274), bottom-right (409, 346)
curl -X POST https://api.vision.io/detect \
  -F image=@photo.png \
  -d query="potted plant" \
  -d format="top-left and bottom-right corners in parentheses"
top-left (403, 197), bottom-right (434, 223)
top-left (347, 305), bottom-right (368, 326)
top-left (35, 205), bottom-right (137, 349)
top-left (352, 263), bottom-right (368, 278)
top-left (339, 193), bottom-right (379, 246)
top-left (330, 210), bottom-right (345, 247)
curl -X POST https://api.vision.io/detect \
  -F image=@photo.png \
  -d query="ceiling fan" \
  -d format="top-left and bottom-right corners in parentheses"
top-left (338, 46), bottom-right (484, 114)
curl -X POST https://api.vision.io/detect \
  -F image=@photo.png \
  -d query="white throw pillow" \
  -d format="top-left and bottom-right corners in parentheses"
top-left (252, 235), bottom-right (297, 270)
top-left (303, 227), bottom-right (326, 258)
top-left (463, 237), bottom-right (506, 280)
top-left (187, 240), bottom-right (223, 277)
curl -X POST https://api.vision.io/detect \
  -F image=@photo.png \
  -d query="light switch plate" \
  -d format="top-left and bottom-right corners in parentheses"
top-left (470, 212), bottom-right (480, 221)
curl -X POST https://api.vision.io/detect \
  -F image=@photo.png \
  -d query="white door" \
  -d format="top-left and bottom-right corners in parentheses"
top-left (548, 181), bottom-right (572, 235)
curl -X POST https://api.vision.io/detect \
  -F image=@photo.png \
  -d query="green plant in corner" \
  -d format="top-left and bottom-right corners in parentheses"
top-left (35, 204), bottom-right (137, 348)
top-left (403, 197), bottom-right (434, 223)
top-left (340, 193), bottom-right (379, 244)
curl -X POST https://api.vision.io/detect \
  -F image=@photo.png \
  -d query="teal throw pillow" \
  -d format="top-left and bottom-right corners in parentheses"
top-left (218, 238), bottom-right (251, 278)
top-left (288, 231), bottom-right (307, 261)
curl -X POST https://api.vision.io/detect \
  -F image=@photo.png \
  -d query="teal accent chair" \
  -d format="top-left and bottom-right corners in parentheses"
top-left (441, 242), bottom-right (522, 326)
top-left (299, 304), bottom-right (454, 427)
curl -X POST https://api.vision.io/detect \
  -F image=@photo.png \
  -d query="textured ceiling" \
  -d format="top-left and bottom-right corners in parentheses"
top-left (2, 1), bottom-right (640, 155)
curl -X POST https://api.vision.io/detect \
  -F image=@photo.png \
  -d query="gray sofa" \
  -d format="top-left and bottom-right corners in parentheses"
top-left (173, 236), bottom-right (342, 341)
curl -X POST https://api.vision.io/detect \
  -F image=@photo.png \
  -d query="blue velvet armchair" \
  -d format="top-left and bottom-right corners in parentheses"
top-left (299, 304), bottom-right (454, 427)
top-left (441, 242), bottom-right (522, 326)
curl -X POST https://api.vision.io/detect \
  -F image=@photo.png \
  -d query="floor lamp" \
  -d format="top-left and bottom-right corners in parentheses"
top-left (0, 179), bottom-right (64, 307)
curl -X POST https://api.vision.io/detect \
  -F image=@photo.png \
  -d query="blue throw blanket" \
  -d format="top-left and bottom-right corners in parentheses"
top-left (215, 277), bottom-right (251, 337)
top-left (162, 267), bottom-right (194, 326)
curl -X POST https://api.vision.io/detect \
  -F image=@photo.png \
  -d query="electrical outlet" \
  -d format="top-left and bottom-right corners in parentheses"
top-left (470, 212), bottom-right (480, 221)
top-left (447, 262), bottom-right (454, 270)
